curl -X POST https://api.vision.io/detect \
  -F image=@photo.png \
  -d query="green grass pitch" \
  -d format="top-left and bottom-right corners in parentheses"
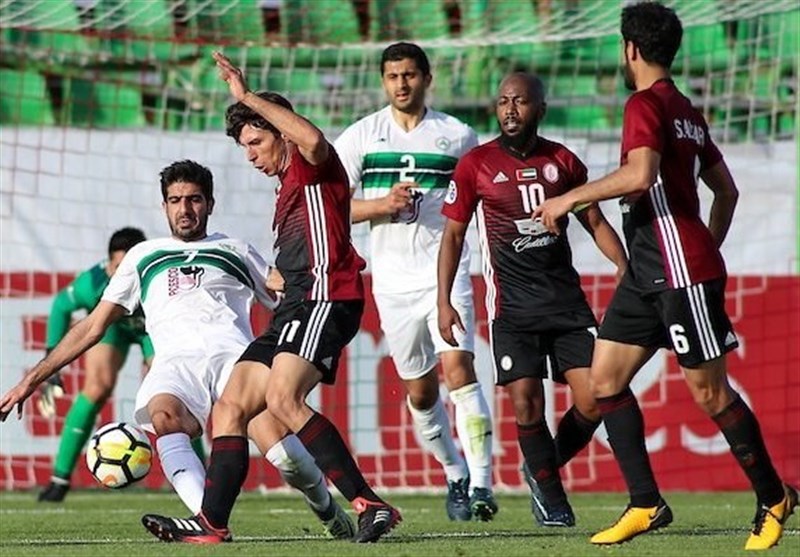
top-left (1, 490), bottom-right (797, 556)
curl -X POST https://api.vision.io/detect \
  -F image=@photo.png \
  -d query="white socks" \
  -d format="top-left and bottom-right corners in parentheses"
top-left (406, 396), bottom-right (468, 482)
top-left (156, 432), bottom-right (207, 514)
top-left (265, 434), bottom-right (330, 513)
top-left (450, 382), bottom-right (493, 491)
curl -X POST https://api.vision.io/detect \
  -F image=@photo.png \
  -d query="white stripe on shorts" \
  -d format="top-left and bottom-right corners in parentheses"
top-left (687, 283), bottom-right (721, 361)
top-left (299, 301), bottom-right (332, 362)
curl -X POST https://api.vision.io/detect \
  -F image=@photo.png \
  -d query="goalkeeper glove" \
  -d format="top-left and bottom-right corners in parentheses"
top-left (37, 349), bottom-right (65, 418)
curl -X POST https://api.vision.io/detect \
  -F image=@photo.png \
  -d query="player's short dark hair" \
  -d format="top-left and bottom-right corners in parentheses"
top-left (225, 91), bottom-right (294, 144)
top-left (108, 227), bottom-right (146, 256)
top-left (381, 42), bottom-right (431, 76)
top-left (621, 1), bottom-right (683, 69)
top-left (159, 159), bottom-right (214, 203)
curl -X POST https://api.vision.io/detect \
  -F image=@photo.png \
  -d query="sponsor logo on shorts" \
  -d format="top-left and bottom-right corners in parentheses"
top-left (724, 331), bottom-right (737, 346)
top-left (500, 355), bottom-right (513, 371)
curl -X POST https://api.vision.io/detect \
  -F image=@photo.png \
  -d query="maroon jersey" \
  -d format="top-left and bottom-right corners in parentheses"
top-left (620, 78), bottom-right (725, 291)
top-left (274, 145), bottom-right (366, 301)
top-left (443, 137), bottom-right (591, 323)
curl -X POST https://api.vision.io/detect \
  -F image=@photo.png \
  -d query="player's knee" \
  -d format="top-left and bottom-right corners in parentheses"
top-left (150, 409), bottom-right (183, 436)
top-left (212, 398), bottom-right (249, 433)
top-left (441, 361), bottom-right (477, 390)
top-left (688, 382), bottom-right (733, 415)
top-left (82, 383), bottom-right (112, 405)
top-left (589, 372), bottom-right (620, 399)
top-left (264, 391), bottom-right (303, 425)
top-left (510, 394), bottom-right (542, 424)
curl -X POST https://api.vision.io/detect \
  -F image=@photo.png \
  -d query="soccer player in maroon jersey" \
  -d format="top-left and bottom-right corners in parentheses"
top-left (533, 2), bottom-right (796, 549)
top-left (140, 52), bottom-right (400, 544)
top-left (439, 72), bottom-right (627, 528)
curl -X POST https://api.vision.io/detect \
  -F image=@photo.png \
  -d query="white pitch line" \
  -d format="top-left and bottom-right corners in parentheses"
top-left (4, 530), bottom-right (798, 547)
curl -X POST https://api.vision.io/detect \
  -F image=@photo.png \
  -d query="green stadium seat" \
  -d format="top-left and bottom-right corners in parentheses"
top-left (761, 11), bottom-right (800, 74)
top-left (369, 0), bottom-right (450, 41)
top-left (5, 0), bottom-right (93, 62)
top-left (544, 74), bottom-right (610, 131)
top-left (92, 0), bottom-right (197, 63)
top-left (674, 23), bottom-right (732, 74)
top-left (563, 0), bottom-right (621, 73)
top-left (300, 0), bottom-right (361, 44)
top-left (61, 73), bottom-right (146, 128)
top-left (0, 69), bottom-right (55, 125)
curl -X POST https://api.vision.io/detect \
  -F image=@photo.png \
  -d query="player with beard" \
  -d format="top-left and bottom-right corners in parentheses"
top-left (0, 160), bottom-right (354, 540)
top-left (533, 2), bottom-right (796, 548)
top-left (439, 72), bottom-right (627, 527)
top-left (334, 42), bottom-right (496, 522)
top-left (139, 52), bottom-right (400, 544)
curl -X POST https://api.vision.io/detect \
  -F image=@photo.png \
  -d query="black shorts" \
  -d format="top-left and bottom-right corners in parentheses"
top-left (238, 299), bottom-right (364, 384)
top-left (599, 273), bottom-right (739, 368)
top-left (491, 309), bottom-right (597, 387)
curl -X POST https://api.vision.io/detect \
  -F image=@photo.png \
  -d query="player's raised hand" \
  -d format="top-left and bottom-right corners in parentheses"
top-left (213, 51), bottom-right (249, 102)
top-left (384, 182), bottom-right (414, 216)
top-left (438, 302), bottom-right (465, 347)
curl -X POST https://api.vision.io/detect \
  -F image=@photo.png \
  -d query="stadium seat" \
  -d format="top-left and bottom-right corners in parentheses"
top-left (61, 73), bottom-right (146, 128)
top-left (369, 0), bottom-right (451, 41)
top-left (92, 0), bottom-right (197, 64)
top-left (668, 0), bottom-right (733, 73)
top-left (562, 0), bottom-right (621, 73)
top-left (760, 11), bottom-right (800, 74)
top-left (0, 69), bottom-right (55, 125)
top-left (544, 74), bottom-right (610, 131)
top-left (5, 0), bottom-right (93, 63)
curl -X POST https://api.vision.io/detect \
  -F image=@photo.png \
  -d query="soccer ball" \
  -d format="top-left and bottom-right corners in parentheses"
top-left (85, 422), bottom-right (152, 489)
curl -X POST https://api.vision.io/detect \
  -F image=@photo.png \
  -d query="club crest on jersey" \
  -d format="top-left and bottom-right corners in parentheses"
top-left (392, 189), bottom-right (424, 224)
top-left (515, 168), bottom-right (538, 181)
top-left (543, 163), bottom-right (559, 183)
top-left (168, 265), bottom-right (204, 296)
top-left (444, 180), bottom-right (458, 205)
top-left (436, 137), bottom-right (451, 151)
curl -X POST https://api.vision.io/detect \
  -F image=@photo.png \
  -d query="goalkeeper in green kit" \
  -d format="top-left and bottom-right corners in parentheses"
top-left (37, 227), bottom-right (204, 502)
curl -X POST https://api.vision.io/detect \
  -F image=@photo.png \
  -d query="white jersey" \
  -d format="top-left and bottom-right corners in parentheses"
top-left (335, 106), bottom-right (478, 295)
top-left (102, 232), bottom-right (273, 359)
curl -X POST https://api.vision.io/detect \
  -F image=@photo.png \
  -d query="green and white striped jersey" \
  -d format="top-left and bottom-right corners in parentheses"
top-left (335, 106), bottom-right (478, 294)
top-left (102, 233), bottom-right (273, 358)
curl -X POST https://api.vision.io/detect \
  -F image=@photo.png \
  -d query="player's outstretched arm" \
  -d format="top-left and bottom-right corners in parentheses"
top-left (213, 51), bottom-right (328, 166)
top-left (0, 301), bottom-right (126, 421)
top-left (700, 160), bottom-right (739, 248)
top-left (437, 218), bottom-right (469, 347)
top-left (533, 147), bottom-right (660, 234)
top-left (576, 203), bottom-right (628, 283)
top-left (351, 182), bottom-right (414, 224)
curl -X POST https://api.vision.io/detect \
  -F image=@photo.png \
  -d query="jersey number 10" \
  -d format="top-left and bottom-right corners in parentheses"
top-left (517, 183), bottom-right (546, 213)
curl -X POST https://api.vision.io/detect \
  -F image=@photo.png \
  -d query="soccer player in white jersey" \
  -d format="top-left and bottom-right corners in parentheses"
top-left (0, 160), bottom-right (354, 540)
top-left (334, 42), bottom-right (496, 521)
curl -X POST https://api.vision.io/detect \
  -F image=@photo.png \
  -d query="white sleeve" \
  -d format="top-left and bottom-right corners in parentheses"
top-left (101, 250), bottom-right (140, 314)
top-left (462, 126), bottom-right (480, 154)
top-left (333, 123), bottom-right (364, 196)
top-left (243, 243), bottom-right (278, 310)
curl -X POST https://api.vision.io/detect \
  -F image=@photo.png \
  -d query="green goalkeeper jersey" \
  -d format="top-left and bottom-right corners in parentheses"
top-left (46, 261), bottom-right (151, 356)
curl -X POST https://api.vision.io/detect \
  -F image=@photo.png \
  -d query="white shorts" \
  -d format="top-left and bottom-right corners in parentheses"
top-left (375, 283), bottom-right (475, 380)
top-left (133, 345), bottom-right (245, 434)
